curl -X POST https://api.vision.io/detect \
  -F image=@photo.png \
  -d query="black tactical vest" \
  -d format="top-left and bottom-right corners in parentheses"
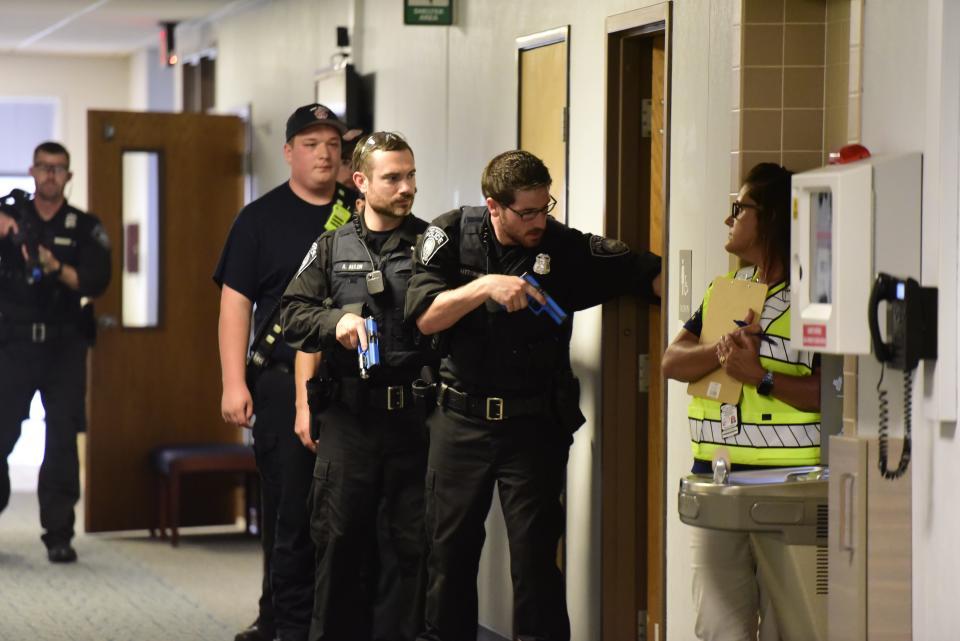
top-left (442, 208), bottom-right (573, 396)
top-left (0, 201), bottom-right (96, 323)
top-left (327, 214), bottom-right (431, 381)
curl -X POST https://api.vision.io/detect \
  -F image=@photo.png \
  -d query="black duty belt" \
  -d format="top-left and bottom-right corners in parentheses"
top-left (439, 383), bottom-right (547, 421)
top-left (337, 378), bottom-right (412, 411)
top-left (1, 322), bottom-right (78, 344)
top-left (367, 384), bottom-right (411, 411)
top-left (268, 360), bottom-right (293, 375)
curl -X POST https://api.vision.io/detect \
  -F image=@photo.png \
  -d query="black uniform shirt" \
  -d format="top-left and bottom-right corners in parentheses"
top-left (212, 181), bottom-right (357, 365)
top-left (404, 207), bottom-right (662, 393)
top-left (281, 212), bottom-right (425, 355)
top-left (406, 208), bottom-right (661, 323)
top-left (0, 199), bottom-right (111, 324)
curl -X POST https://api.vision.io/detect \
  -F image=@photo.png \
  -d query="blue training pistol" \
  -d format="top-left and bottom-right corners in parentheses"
top-left (522, 273), bottom-right (568, 325)
top-left (357, 317), bottom-right (381, 379)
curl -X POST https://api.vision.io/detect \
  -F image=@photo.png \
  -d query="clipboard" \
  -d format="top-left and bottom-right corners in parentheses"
top-left (687, 277), bottom-right (768, 405)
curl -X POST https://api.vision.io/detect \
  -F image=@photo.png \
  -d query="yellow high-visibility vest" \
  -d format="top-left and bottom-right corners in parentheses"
top-left (687, 267), bottom-right (821, 466)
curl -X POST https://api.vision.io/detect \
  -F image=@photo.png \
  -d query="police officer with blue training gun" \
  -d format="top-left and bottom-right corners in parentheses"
top-left (0, 141), bottom-right (111, 564)
top-left (282, 131), bottom-right (434, 641)
top-left (404, 150), bottom-right (663, 641)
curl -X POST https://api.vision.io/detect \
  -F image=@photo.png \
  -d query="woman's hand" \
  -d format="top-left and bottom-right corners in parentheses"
top-left (717, 328), bottom-right (765, 386)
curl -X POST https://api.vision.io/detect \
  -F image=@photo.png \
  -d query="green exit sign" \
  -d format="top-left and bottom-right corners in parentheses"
top-left (404, 0), bottom-right (453, 26)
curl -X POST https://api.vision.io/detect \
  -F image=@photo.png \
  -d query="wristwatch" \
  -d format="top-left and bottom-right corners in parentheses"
top-left (756, 370), bottom-right (775, 396)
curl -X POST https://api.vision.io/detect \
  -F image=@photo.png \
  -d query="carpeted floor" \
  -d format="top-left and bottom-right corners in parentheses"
top-left (0, 492), bottom-right (262, 641)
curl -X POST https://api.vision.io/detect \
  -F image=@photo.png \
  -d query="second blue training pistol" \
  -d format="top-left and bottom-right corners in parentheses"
top-left (358, 317), bottom-right (381, 379)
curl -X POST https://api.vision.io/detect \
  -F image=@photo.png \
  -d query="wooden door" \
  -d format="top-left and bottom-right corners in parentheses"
top-left (85, 110), bottom-right (245, 532)
top-left (518, 27), bottom-right (569, 221)
top-left (602, 6), bottom-right (670, 640)
top-left (519, 26), bottom-right (570, 573)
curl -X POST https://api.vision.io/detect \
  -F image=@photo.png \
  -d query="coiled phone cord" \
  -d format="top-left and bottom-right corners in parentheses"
top-left (876, 364), bottom-right (913, 480)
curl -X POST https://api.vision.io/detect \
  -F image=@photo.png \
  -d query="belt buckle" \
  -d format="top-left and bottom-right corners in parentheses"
top-left (387, 385), bottom-right (404, 410)
top-left (486, 397), bottom-right (504, 421)
top-left (32, 322), bottom-right (46, 343)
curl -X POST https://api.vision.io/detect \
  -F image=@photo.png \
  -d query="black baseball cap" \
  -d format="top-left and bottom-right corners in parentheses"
top-left (285, 103), bottom-right (348, 141)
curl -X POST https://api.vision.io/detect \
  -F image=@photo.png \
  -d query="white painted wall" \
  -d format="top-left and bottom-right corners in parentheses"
top-left (179, 0), bottom-right (351, 199)
top-left (665, 2), bottom-right (738, 639)
top-left (859, 1), bottom-right (960, 639)
top-left (129, 47), bottom-right (176, 113)
top-left (0, 53), bottom-right (130, 212)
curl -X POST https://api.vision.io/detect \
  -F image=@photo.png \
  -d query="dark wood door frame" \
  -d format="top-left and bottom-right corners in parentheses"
top-left (601, 4), bottom-right (671, 641)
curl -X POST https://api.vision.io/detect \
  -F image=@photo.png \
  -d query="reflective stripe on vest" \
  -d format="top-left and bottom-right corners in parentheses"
top-left (688, 266), bottom-right (821, 466)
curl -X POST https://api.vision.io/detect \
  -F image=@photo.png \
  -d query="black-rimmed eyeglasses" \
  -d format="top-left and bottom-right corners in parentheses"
top-left (730, 200), bottom-right (761, 220)
top-left (504, 195), bottom-right (557, 221)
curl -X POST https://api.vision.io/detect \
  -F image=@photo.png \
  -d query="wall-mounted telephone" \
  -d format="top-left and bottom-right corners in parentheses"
top-left (867, 273), bottom-right (938, 479)
top-left (868, 273), bottom-right (937, 371)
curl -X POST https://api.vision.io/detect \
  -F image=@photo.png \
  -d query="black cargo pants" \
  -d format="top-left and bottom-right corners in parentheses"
top-left (419, 406), bottom-right (572, 641)
top-left (309, 400), bottom-right (428, 641)
top-left (254, 366), bottom-right (316, 640)
top-left (0, 337), bottom-right (86, 549)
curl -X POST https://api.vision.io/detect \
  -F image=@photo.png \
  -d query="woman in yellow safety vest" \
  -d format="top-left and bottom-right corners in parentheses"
top-left (662, 163), bottom-right (821, 641)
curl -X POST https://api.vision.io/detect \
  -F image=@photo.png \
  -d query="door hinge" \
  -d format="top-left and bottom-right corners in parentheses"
top-left (638, 354), bottom-right (650, 393)
top-left (562, 105), bottom-right (569, 143)
top-left (641, 98), bottom-right (653, 138)
top-left (637, 609), bottom-right (648, 641)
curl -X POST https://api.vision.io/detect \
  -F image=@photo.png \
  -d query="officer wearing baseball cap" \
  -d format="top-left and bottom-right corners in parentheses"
top-left (285, 103), bottom-right (349, 140)
top-left (214, 103), bottom-right (358, 641)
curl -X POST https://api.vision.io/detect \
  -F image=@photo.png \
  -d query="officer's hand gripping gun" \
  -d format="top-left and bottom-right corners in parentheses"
top-left (1, 189), bottom-right (43, 284)
top-left (522, 273), bottom-right (568, 325)
top-left (358, 316), bottom-right (381, 379)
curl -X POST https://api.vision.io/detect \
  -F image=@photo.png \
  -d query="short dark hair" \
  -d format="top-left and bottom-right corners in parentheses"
top-left (352, 131), bottom-right (413, 175)
top-left (742, 162), bottom-right (793, 276)
top-left (481, 150), bottom-right (551, 206)
top-left (34, 141), bottom-right (70, 168)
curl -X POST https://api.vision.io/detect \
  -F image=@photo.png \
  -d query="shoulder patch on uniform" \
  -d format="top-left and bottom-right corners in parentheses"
top-left (589, 235), bottom-right (628, 257)
top-left (295, 241), bottom-right (318, 279)
top-left (420, 226), bottom-right (449, 265)
top-left (91, 223), bottom-right (110, 249)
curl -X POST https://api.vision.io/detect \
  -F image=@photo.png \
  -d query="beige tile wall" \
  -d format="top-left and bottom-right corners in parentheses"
top-left (735, 0), bottom-right (826, 188)
top-left (732, 0), bottom-right (864, 193)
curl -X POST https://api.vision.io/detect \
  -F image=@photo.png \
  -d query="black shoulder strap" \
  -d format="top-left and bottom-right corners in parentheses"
top-left (458, 206), bottom-right (488, 276)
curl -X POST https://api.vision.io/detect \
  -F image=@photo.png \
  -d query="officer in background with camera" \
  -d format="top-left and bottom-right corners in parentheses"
top-left (405, 150), bottom-right (663, 641)
top-left (282, 132), bottom-right (433, 641)
top-left (215, 104), bottom-right (358, 641)
top-left (0, 141), bottom-right (111, 564)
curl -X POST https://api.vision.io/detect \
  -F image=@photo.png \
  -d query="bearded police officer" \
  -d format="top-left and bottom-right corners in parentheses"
top-left (0, 141), bottom-right (111, 564)
top-left (405, 150), bottom-right (663, 641)
top-left (282, 132), bottom-right (433, 641)
top-left (215, 104), bottom-right (358, 641)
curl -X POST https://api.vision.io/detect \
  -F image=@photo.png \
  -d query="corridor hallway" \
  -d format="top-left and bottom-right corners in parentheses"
top-left (0, 491), bottom-right (261, 640)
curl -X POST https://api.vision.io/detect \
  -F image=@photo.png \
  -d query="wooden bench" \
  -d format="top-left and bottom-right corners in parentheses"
top-left (149, 443), bottom-right (258, 547)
